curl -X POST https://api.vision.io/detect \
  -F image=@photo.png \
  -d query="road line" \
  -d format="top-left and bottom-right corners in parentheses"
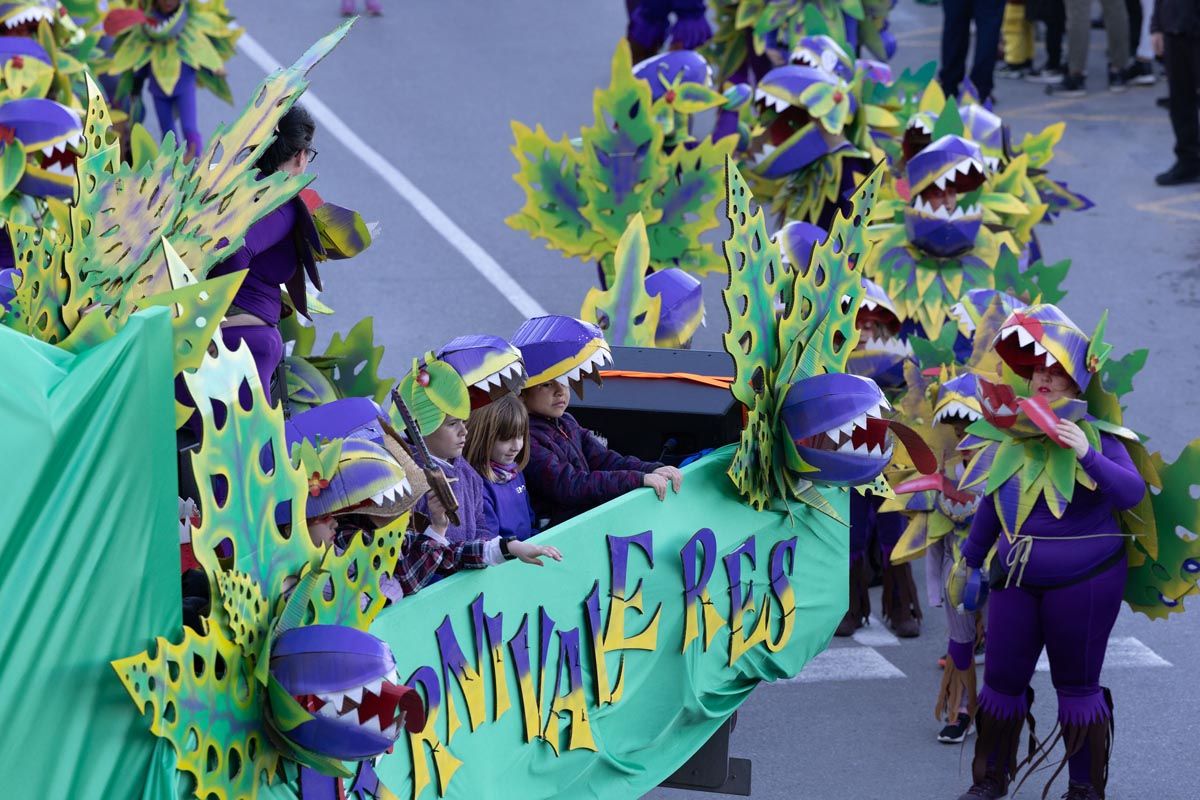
top-left (852, 616), bottom-right (901, 647)
top-left (775, 646), bottom-right (906, 684)
top-left (236, 31), bottom-right (549, 320)
top-left (1035, 636), bottom-right (1172, 672)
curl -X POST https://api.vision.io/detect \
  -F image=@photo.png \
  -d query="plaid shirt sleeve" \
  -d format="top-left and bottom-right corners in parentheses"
top-left (393, 533), bottom-right (490, 596)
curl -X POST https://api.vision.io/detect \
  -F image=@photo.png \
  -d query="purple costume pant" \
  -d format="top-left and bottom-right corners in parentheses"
top-left (978, 556), bottom-right (1126, 783)
top-left (146, 63), bottom-right (201, 154)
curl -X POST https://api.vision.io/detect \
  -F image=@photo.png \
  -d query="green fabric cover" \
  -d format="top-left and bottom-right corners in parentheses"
top-left (0, 309), bottom-right (181, 798)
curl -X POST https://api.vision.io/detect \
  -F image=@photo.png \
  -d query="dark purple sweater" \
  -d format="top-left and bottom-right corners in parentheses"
top-left (209, 200), bottom-right (300, 325)
top-left (961, 433), bottom-right (1144, 586)
top-left (413, 456), bottom-right (489, 544)
top-left (524, 412), bottom-right (663, 527)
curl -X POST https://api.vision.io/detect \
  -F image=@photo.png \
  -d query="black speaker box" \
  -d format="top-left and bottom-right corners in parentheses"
top-left (567, 347), bottom-right (742, 466)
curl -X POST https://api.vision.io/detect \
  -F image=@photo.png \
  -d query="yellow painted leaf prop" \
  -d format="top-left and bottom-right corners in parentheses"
top-left (579, 213), bottom-right (662, 347)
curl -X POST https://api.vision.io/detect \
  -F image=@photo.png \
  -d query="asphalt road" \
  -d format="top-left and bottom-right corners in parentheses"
top-left (200, 3), bottom-right (1200, 798)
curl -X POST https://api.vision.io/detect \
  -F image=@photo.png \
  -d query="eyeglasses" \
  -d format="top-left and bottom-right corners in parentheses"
top-left (305, 147), bottom-right (318, 163)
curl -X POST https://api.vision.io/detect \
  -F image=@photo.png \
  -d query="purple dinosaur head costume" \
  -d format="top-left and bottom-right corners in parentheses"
top-left (901, 110), bottom-right (938, 163)
top-left (932, 371), bottom-right (983, 426)
top-left (0, 83), bottom-right (83, 200)
top-left (748, 65), bottom-right (854, 179)
top-left (774, 220), bottom-right (827, 272)
top-left (958, 103), bottom-right (1004, 172)
top-left (512, 314), bottom-right (612, 398)
top-left (904, 135), bottom-right (986, 258)
top-left (789, 35), bottom-right (854, 82)
top-left (633, 49), bottom-right (714, 100)
top-left (268, 625), bottom-right (425, 762)
top-left (848, 277), bottom-right (911, 383)
top-left (645, 267), bottom-right (703, 348)
top-left (782, 372), bottom-right (895, 486)
top-left (436, 334), bottom-right (527, 407)
top-left (993, 303), bottom-right (1095, 392)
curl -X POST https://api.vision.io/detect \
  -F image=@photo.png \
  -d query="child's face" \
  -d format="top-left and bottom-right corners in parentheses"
top-left (523, 382), bottom-right (569, 418)
top-left (490, 435), bottom-right (524, 466)
top-left (307, 515), bottom-right (336, 548)
top-left (426, 417), bottom-right (468, 461)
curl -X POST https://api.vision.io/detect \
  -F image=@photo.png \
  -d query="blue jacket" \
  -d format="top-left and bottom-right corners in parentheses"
top-left (481, 463), bottom-right (537, 541)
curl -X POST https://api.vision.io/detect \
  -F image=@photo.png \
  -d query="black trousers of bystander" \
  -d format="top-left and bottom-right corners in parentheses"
top-left (940, 0), bottom-right (1008, 101)
top-left (1165, 33), bottom-right (1200, 167)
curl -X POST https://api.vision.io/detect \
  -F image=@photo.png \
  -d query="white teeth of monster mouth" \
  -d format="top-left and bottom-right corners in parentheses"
top-left (932, 159), bottom-right (986, 190)
top-left (984, 155), bottom-right (1001, 172)
top-left (861, 335), bottom-right (913, 356)
top-left (933, 402), bottom-right (983, 425)
top-left (752, 142), bottom-right (776, 166)
top-left (911, 195), bottom-right (981, 220)
top-left (907, 118), bottom-right (932, 133)
top-left (948, 302), bottom-right (975, 334)
top-left (754, 88), bottom-right (791, 114)
top-left (557, 347), bottom-right (612, 388)
top-left (982, 395), bottom-right (1017, 417)
top-left (4, 8), bottom-right (51, 28)
top-left (371, 479), bottom-right (411, 506)
top-left (999, 325), bottom-right (1058, 367)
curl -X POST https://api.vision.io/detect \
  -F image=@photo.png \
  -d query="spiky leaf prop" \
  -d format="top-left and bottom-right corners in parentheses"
top-left (1125, 440), bottom-right (1200, 619)
top-left (579, 213), bottom-right (662, 347)
top-left (722, 156), bottom-right (882, 510)
top-left (508, 40), bottom-right (733, 283)
top-left (44, 22), bottom-right (352, 344)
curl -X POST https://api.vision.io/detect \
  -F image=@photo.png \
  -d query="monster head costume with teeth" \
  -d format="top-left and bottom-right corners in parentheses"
top-left (847, 276), bottom-right (912, 391)
top-left (512, 314), bottom-right (613, 399)
top-left (436, 334), bottom-right (528, 407)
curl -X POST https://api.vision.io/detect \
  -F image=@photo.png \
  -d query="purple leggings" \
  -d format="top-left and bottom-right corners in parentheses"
top-left (979, 555), bottom-right (1126, 782)
top-left (147, 63), bottom-right (201, 154)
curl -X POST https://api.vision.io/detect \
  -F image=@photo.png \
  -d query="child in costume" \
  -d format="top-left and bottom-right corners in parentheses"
top-left (466, 394), bottom-right (538, 542)
top-left (513, 315), bottom-right (682, 528)
top-left (208, 105), bottom-right (322, 395)
top-left (951, 304), bottom-right (1146, 800)
top-left (411, 411), bottom-right (489, 543)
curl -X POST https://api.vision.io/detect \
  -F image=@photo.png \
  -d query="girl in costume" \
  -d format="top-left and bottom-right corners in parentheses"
top-left (513, 315), bottom-right (682, 528)
top-left (208, 105), bottom-right (322, 395)
top-left (951, 304), bottom-right (1146, 800)
top-left (465, 394), bottom-right (538, 542)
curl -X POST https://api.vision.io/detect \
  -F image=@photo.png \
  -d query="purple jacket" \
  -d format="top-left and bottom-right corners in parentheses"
top-left (525, 412), bottom-right (663, 527)
top-left (961, 433), bottom-right (1145, 586)
top-left (481, 462), bottom-right (537, 541)
top-left (209, 196), bottom-right (321, 324)
top-left (414, 456), bottom-right (490, 544)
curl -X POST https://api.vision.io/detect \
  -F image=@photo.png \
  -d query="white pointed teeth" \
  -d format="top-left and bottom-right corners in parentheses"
top-left (752, 142), bottom-right (777, 166)
top-left (754, 88), bottom-right (791, 113)
top-left (866, 398), bottom-right (890, 418)
top-left (381, 720), bottom-right (401, 740)
top-left (933, 401), bottom-right (983, 426)
top-left (316, 701), bottom-right (340, 719)
top-left (984, 155), bottom-right (1001, 172)
top-left (862, 299), bottom-right (877, 311)
top-left (553, 375), bottom-right (570, 387)
top-left (343, 685), bottom-right (364, 706)
top-left (861, 334), bottom-right (912, 357)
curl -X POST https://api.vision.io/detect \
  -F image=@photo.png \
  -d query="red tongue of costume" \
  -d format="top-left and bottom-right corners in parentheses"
top-left (103, 8), bottom-right (150, 35)
top-left (978, 378), bottom-right (1069, 447)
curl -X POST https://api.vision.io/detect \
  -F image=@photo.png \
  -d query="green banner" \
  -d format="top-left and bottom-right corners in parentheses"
top-left (371, 449), bottom-right (848, 799)
top-left (0, 309), bottom-right (181, 798)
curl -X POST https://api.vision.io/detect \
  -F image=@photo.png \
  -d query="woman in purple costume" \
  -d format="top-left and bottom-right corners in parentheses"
top-left (208, 105), bottom-right (322, 398)
top-left (952, 305), bottom-right (1145, 800)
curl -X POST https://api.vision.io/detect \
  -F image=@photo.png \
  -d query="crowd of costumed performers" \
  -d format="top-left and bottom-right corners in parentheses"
top-left (0, 3), bottom-right (1198, 800)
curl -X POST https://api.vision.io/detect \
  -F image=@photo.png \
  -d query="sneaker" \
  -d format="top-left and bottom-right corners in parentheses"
top-left (1026, 65), bottom-right (1065, 84)
top-left (1046, 74), bottom-right (1086, 97)
top-left (956, 774), bottom-right (1007, 799)
top-left (1062, 782), bottom-right (1103, 800)
top-left (1127, 59), bottom-right (1156, 86)
top-left (1108, 66), bottom-right (1129, 93)
top-left (938, 712), bottom-right (973, 744)
top-left (1156, 162), bottom-right (1200, 186)
top-left (997, 60), bottom-right (1031, 79)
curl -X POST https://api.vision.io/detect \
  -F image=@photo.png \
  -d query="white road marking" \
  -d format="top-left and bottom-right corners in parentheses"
top-left (1035, 636), bottom-right (1172, 672)
top-left (774, 646), bottom-right (906, 684)
top-left (236, 32), bottom-right (549, 320)
top-left (851, 616), bottom-right (901, 647)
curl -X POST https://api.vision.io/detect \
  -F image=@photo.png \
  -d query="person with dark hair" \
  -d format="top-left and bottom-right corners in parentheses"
top-left (341, 0), bottom-right (382, 16)
top-left (208, 105), bottom-right (324, 395)
top-left (938, 0), bottom-right (1006, 103)
top-left (1151, 0), bottom-right (1200, 184)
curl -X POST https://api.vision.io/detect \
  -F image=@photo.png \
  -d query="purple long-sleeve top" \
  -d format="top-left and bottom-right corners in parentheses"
top-left (209, 199), bottom-right (301, 325)
top-left (413, 456), bottom-right (490, 544)
top-left (960, 433), bottom-right (1144, 586)
top-left (525, 411), bottom-right (664, 527)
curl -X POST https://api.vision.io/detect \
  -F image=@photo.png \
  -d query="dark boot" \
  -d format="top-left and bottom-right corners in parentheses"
top-left (835, 556), bottom-right (870, 636)
top-left (882, 559), bottom-right (922, 637)
top-left (962, 687), bottom-right (1038, 799)
top-left (1014, 688), bottom-right (1113, 800)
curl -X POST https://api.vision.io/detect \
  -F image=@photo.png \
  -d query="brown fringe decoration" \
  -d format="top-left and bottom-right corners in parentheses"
top-left (971, 687), bottom-right (1038, 789)
top-left (934, 660), bottom-right (978, 723)
top-left (1013, 688), bottom-right (1114, 800)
